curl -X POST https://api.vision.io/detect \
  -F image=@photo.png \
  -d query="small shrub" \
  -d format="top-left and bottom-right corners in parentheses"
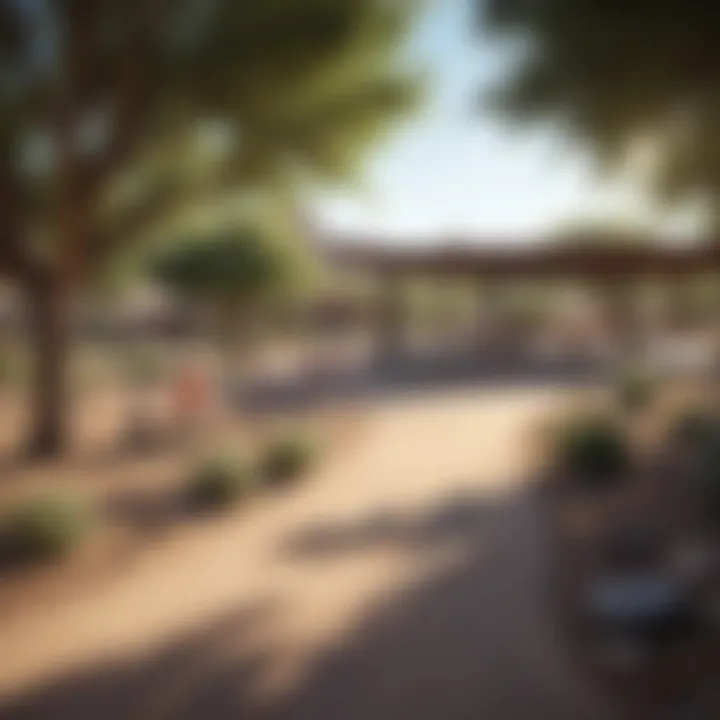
top-left (670, 406), bottom-right (718, 446)
top-left (554, 415), bottom-right (630, 484)
top-left (0, 495), bottom-right (90, 563)
top-left (615, 368), bottom-right (657, 411)
top-left (260, 434), bottom-right (316, 486)
top-left (698, 445), bottom-right (720, 526)
top-left (186, 455), bottom-right (251, 510)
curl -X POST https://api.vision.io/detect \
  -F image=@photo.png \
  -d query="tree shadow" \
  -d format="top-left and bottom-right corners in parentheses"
top-left (1, 485), bottom-right (618, 720)
top-left (1, 600), bottom-right (281, 720)
top-left (275, 489), bottom-right (497, 560)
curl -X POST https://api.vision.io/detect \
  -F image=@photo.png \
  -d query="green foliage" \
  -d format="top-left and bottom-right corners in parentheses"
top-left (260, 434), bottom-right (317, 485)
top-left (481, 0), bottom-right (720, 216)
top-left (0, 496), bottom-right (91, 563)
top-left (152, 225), bottom-right (307, 352)
top-left (2, 0), bottom-right (421, 264)
top-left (553, 415), bottom-right (630, 483)
top-left (615, 368), bottom-right (657, 412)
top-left (671, 407), bottom-right (719, 447)
top-left (186, 455), bottom-right (253, 510)
top-left (2, 0), bottom-right (421, 457)
top-left (153, 226), bottom-right (298, 306)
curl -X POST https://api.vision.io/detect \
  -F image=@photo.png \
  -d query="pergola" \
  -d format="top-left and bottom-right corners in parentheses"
top-left (328, 240), bottom-right (720, 279)
top-left (325, 238), bottom-right (720, 361)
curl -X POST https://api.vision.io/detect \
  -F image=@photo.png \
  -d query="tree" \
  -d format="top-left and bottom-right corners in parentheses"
top-left (152, 225), bottom-right (303, 362)
top-left (480, 0), bottom-right (720, 225)
top-left (0, 0), bottom-right (419, 456)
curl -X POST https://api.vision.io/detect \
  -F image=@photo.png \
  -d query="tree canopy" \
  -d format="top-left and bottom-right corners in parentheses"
top-left (151, 224), bottom-right (306, 367)
top-left (1, 0), bottom-right (420, 282)
top-left (480, 0), bottom-right (720, 222)
top-left (152, 226), bottom-right (301, 309)
top-left (0, 0), bottom-right (421, 455)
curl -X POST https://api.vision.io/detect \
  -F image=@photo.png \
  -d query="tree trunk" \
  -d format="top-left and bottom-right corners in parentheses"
top-left (25, 277), bottom-right (71, 458)
top-left (217, 304), bottom-right (246, 402)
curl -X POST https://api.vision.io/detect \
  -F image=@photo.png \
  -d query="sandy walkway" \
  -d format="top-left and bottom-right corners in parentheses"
top-left (0, 387), bottom-right (616, 719)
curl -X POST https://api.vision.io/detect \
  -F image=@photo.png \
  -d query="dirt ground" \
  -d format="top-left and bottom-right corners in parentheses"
top-left (0, 385), bottom-right (619, 720)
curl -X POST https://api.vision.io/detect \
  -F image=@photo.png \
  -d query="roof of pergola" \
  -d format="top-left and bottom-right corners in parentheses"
top-left (328, 239), bottom-right (720, 280)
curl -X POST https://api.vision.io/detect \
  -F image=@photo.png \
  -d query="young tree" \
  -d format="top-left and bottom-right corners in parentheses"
top-left (0, 0), bottom-right (419, 456)
top-left (152, 225), bottom-right (303, 366)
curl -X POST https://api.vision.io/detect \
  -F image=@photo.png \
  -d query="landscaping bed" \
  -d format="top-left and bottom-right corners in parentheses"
top-left (0, 391), bottom-right (362, 622)
top-left (545, 379), bottom-right (720, 717)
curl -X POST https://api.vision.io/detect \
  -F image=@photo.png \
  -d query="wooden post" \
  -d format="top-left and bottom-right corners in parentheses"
top-left (376, 272), bottom-right (405, 366)
top-left (474, 279), bottom-right (495, 351)
top-left (593, 279), bottom-right (644, 365)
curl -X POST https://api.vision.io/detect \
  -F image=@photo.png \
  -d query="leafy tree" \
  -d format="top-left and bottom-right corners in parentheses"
top-left (480, 0), bottom-right (720, 225)
top-left (152, 225), bottom-right (302, 365)
top-left (0, 0), bottom-right (419, 456)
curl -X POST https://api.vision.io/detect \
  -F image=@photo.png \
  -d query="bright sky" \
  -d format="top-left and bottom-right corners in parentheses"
top-left (314, 0), bottom-right (704, 246)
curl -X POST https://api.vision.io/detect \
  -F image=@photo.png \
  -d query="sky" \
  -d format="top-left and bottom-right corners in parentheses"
top-left (314, 0), bottom-right (704, 246)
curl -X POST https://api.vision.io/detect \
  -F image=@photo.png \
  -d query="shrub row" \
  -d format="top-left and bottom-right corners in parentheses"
top-left (0, 433), bottom-right (318, 567)
top-left (187, 434), bottom-right (317, 510)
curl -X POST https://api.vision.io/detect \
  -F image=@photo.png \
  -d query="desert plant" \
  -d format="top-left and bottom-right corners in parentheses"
top-left (186, 455), bottom-right (252, 510)
top-left (0, 495), bottom-right (91, 563)
top-left (553, 415), bottom-right (630, 484)
top-left (615, 368), bottom-right (657, 412)
top-left (260, 434), bottom-right (317, 486)
top-left (670, 407), bottom-right (719, 447)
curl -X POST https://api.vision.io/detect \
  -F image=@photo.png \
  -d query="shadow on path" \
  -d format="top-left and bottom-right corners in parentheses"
top-left (2, 485), bottom-right (618, 720)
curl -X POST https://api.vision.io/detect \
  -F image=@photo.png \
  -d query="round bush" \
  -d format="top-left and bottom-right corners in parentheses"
top-left (615, 369), bottom-right (657, 411)
top-left (554, 416), bottom-right (630, 483)
top-left (0, 495), bottom-right (90, 563)
top-left (671, 407), bottom-right (719, 447)
top-left (186, 456), bottom-right (251, 510)
top-left (260, 435), bottom-right (316, 486)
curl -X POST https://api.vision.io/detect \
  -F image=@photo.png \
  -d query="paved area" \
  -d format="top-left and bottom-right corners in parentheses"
top-left (0, 387), bottom-right (617, 719)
